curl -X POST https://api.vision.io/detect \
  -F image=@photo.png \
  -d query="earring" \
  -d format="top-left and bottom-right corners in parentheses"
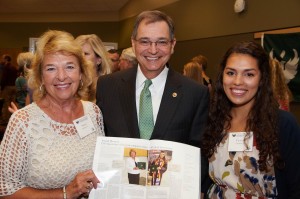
top-left (39, 84), bottom-right (43, 92)
top-left (79, 79), bottom-right (83, 90)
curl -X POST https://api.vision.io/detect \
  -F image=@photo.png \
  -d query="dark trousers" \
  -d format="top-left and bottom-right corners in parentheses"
top-left (128, 173), bottom-right (140, 185)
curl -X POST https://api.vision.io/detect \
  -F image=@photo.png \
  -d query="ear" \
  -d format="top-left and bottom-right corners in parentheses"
top-left (131, 38), bottom-right (136, 53)
top-left (171, 38), bottom-right (176, 54)
top-left (96, 57), bottom-right (102, 65)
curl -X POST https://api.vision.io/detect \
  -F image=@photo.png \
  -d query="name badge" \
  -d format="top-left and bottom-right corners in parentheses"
top-left (228, 132), bottom-right (253, 152)
top-left (73, 115), bottom-right (96, 138)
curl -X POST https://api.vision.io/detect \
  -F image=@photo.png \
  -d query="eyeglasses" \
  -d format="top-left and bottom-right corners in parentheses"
top-left (135, 38), bottom-right (173, 48)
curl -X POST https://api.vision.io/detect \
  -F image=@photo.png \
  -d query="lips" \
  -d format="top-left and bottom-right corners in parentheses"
top-left (231, 88), bottom-right (247, 96)
top-left (146, 56), bottom-right (159, 61)
top-left (55, 83), bottom-right (71, 89)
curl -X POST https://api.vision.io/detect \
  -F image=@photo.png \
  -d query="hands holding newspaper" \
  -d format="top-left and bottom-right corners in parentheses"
top-left (65, 169), bottom-right (100, 198)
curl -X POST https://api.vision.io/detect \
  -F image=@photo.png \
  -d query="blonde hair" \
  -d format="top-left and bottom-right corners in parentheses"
top-left (17, 52), bottom-right (35, 78)
top-left (270, 59), bottom-right (293, 109)
top-left (183, 61), bottom-right (203, 85)
top-left (191, 54), bottom-right (208, 71)
top-left (28, 30), bottom-right (94, 102)
top-left (75, 34), bottom-right (112, 76)
top-left (17, 52), bottom-right (34, 68)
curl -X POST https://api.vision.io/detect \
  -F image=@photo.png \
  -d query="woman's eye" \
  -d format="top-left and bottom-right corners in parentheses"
top-left (245, 73), bottom-right (254, 77)
top-left (66, 65), bottom-right (75, 69)
top-left (226, 71), bottom-right (235, 76)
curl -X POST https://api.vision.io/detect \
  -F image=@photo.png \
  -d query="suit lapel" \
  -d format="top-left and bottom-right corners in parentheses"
top-left (151, 69), bottom-right (182, 139)
top-left (118, 67), bottom-right (140, 138)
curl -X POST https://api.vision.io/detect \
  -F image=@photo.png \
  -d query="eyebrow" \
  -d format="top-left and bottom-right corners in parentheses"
top-left (225, 67), bottom-right (257, 72)
top-left (44, 62), bottom-right (76, 67)
top-left (137, 37), bottom-right (169, 40)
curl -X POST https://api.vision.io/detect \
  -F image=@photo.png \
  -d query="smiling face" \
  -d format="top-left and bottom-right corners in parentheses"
top-left (159, 152), bottom-right (165, 159)
top-left (42, 52), bottom-right (82, 103)
top-left (130, 150), bottom-right (136, 158)
top-left (131, 20), bottom-right (176, 79)
top-left (223, 53), bottom-right (261, 109)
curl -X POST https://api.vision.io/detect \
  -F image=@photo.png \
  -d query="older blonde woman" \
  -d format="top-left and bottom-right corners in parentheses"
top-left (0, 30), bottom-right (104, 198)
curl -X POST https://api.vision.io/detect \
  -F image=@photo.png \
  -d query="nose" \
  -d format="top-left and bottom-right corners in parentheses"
top-left (233, 74), bottom-right (243, 85)
top-left (148, 42), bottom-right (158, 54)
top-left (56, 67), bottom-right (67, 81)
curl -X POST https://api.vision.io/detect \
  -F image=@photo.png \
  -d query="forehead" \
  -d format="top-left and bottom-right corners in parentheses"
top-left (136, 20), bottom-right (170, 39)
top-left (225, 53), bottom-right (259, 70)
top-left (82, 43), bottom-right (93, 51)
top-left (43, 52), bottom-right (79, 64)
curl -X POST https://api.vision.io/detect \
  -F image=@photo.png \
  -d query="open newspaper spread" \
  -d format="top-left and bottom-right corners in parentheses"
top-left (89, 137), bottom-right (200, 199)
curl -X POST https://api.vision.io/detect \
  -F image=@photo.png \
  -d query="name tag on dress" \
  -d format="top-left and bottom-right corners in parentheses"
top-left (73, 115), bottom-right (95, 138)
top-left (228, 132), bottom-right (253, 152)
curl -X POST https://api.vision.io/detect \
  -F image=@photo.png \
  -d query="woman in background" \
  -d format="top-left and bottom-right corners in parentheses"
top-left (270, 58), bottom-right (293, 111)
top-left (183, 61), bottom-right (204, 85)
top-left (0, 30), bottom-right (104, 198)
top-left (15, 52), bottom-right (34, 108)
top-left (191, 54), bottom-right (212, 92)
top-left (201, 41), bottom-right (300, 198)
top-left (75, 34), bottom-right (112, 102)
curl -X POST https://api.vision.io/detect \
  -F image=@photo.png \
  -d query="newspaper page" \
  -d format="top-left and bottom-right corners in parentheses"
top-left (89, 137), bottom-right (200, 199)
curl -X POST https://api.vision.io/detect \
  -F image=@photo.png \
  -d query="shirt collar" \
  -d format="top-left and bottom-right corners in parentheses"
top-left (136, 65), bottom-right (169, 90)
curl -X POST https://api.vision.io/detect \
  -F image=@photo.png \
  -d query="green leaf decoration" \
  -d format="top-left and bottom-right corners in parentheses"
top-left (237, 182), bottom-right (244, 192)
top-left (222, 171), bottom-right (230, 179)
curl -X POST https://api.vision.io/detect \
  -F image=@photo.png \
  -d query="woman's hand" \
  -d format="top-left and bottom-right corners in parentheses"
top-left (65, 169), bottom-right (100, 199)
top-left (8, 101), bottom-right (18, 113)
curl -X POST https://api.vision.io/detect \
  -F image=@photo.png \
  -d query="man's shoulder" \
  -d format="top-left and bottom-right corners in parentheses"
top-left (99, 67), bottom-right (137, 82)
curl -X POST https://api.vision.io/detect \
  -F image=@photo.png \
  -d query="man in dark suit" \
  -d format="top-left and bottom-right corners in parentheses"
top-left (96, 10), bottom-right (209, 194)
top-left (97, 10), bottom-right (210, 193)
top-left (97, 10), bottom-right (209, 146)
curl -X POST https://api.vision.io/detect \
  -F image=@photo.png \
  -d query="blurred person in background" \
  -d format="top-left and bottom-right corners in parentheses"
top-left (191, 54), bottom-right (212, 93)
top-left (183, 61), bottom-right (204, 85)
top-left (108, 49), bottom-right (120, 72)
top-left (270, 58), bottom-right (293, 111)
top-left (75, 34), bottom-right (112, 102)
top-left (119, 47), bottom-right (138, 70)
top-left (14, 52), bottom-right (35, 109)
top-left (0, 54), bottom-right (18, 124)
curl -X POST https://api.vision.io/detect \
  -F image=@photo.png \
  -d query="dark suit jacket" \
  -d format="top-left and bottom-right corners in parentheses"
top-left (96, 66), bottom-right (209, 147)
top-left (96, 66), bottom-right (210, 193)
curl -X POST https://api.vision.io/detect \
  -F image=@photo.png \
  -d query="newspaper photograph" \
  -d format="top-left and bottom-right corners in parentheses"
top-left (89, 137), bottom-right (200, 199)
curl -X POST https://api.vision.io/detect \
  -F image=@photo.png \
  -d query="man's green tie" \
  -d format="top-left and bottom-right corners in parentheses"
top-left (139, 79), bottom-right (154, 139)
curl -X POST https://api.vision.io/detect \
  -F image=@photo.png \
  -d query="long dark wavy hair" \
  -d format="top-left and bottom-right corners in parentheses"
top-left (201, 41), bottom-right (283, 172)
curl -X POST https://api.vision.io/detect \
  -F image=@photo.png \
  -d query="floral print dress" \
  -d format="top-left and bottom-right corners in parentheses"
top-left (207, 134), bottom-right (277, 199)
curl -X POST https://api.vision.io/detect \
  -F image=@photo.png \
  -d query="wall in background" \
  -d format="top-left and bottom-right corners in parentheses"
top-left (0, 0), bottom-right (299, 122)
top-left (0, 22), bottom-right (119, 49)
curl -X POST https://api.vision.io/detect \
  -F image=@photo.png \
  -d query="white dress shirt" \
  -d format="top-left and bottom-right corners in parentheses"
top-left (136, 65), bottom-right (168, 124)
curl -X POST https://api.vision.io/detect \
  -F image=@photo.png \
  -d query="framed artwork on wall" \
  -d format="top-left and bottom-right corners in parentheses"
top-left (103, 42), bottom-right (118, 50)
top-left (29, 37), bottom-right (38, 53)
